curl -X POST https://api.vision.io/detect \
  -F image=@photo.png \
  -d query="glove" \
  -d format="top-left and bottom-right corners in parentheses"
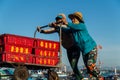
top-left (37, 26), bottom-right (41, 32)
top-left (40, 30), bottom-right (45, 33)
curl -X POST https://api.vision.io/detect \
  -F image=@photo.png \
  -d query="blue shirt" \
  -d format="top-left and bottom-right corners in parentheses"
top-left (62, 22), bottom-right (97, 55)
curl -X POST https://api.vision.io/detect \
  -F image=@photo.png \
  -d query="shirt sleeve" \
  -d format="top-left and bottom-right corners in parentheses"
top-left (67, 22), bottom-right (86, 31)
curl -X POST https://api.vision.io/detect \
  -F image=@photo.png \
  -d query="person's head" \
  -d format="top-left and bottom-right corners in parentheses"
top-left (55, 13), bottom-right (66, 23)
top-left (68, 12), bottom-right (84, 24)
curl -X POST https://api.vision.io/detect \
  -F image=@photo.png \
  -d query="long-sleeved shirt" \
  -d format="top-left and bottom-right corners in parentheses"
top-left (61, 22), bottom-right (97, 55)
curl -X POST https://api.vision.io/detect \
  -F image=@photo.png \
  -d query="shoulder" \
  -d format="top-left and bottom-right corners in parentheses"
top-left (79, 23), bottom-right (85, 26)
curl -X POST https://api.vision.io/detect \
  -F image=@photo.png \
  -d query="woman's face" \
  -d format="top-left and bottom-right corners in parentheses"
top-left (56, 18), bottom-right (62, 23)
top-left (71, 17), bottom-right (79, 24)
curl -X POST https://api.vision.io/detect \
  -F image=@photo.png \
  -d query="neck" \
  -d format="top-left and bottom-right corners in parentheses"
top-left (74, 21), bottom-right (80, 24)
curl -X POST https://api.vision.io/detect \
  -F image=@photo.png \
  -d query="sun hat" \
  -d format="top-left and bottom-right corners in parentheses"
top-left (68, 12), bottom-right (84, 22)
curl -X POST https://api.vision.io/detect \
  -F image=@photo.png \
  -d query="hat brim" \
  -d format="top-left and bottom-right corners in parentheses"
top-left (68, 14), bottom-right (75, 19)
top-left (68, 14), bottom-right (84, 23)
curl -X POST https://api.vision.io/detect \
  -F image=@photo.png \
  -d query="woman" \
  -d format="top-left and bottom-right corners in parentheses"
top-left (38, 13), bottom-right (75, 49)
top-left (59, 12), bottom-right (103, 80)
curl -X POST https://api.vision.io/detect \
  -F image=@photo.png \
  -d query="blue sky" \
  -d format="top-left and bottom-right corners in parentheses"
top-left (0, 0), bottom-right (120, 67)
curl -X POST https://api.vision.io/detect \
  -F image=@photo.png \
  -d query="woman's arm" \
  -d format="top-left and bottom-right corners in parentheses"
top-left (41, 28), bottom-right (57, 34)
top-left (67, 23), bottom-right (85, 31)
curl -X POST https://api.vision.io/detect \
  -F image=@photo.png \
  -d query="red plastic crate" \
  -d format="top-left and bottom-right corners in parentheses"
top-left (36, 39), bottom-right (60, 51)
top-left (0, 34), bottom-right (34, 47)
top-left (1, 53), bottom-right (33, 64)
top-left (35, 48), bottom-right (59, 58)
top-left (35, 56), bottom-right (59, 66)
top-left (0, 36), bottom-right (2, 45)
top-left (0, 44), bottom-right (32, 54)
top-left (0, 34), bottom-right (61, 67)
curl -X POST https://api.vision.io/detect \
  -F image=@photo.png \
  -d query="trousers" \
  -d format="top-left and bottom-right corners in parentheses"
top-left (67, 46), bottom-right (100, 80)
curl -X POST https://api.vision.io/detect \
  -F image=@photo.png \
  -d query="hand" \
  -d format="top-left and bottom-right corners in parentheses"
top-left (40, 30), bottom-right (45, 33)
top-left (37, 26), bottom-right (41, 32)
top-left (49, 22), bottom-right (58, 27)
